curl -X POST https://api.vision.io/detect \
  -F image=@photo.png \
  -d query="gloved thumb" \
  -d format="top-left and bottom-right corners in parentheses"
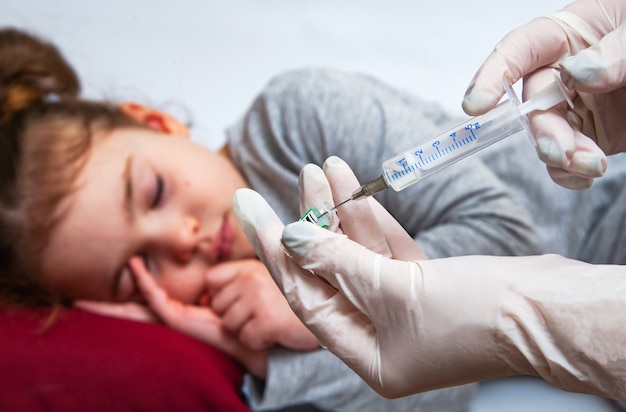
top-left (560, 23), bottom-right (626, 92)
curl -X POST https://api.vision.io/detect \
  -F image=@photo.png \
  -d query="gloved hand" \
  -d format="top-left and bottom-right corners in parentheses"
top-left (279, 225), bottom-right (626, 402)
top-left (463, 0), bottom-right (626, 189)
top-left (235, 157), bottom-right (626, 402)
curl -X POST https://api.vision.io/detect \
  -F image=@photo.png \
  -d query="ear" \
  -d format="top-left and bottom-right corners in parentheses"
top-left (119, 102), bottom-right (189, 138)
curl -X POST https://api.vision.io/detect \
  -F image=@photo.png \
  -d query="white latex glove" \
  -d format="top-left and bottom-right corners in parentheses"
top-left (463, 0), bottom-right (626, 189)
top-left (235, 157), bottom-right (626, 402)
top-left (279, 226), bottom-right (626, 402)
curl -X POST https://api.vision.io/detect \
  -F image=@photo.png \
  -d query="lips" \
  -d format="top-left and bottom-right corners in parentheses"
top-left (213, 214), bottom-right (234, 264)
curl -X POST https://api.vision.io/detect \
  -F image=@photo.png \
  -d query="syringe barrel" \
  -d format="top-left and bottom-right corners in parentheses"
top-left (382, 83), bottom-right (531, 192)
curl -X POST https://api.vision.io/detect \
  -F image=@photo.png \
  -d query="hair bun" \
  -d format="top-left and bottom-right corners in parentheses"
top-left (0, 27), bottom-right (80, 124)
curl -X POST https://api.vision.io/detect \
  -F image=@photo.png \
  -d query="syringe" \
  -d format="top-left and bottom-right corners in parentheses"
top-left (336, 71), bottom-right (573, 208)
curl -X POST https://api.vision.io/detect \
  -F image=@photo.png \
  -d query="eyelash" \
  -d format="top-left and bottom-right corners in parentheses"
top-left (151, 174), bottom-right (164, 208)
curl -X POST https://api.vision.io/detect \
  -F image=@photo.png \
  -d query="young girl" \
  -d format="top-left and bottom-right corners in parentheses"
top-left (0, 27), bottom-right (540, 411)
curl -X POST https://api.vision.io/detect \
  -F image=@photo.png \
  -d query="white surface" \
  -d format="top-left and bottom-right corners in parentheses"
top-left (1, 0), bottom-right (568, 149)
top-left (5, 1), bottom-right (618, 409)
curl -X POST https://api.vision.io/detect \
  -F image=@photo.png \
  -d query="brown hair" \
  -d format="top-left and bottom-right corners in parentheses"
top-left (0, 28), bottom-right (141, 307)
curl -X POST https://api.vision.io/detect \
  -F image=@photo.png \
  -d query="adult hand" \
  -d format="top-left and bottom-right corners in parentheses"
top-left (463, 0), bottom-right (626, 189)
top-left (236, 156), bottom-right (626, 402)
top-left (280, 222), bottom-right (626, 401)
top-left (235, 168), bottom-right (519, 398)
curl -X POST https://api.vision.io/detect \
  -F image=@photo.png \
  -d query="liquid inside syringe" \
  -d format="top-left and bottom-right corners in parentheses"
top-left (329, 73), bottom-right (573, 212)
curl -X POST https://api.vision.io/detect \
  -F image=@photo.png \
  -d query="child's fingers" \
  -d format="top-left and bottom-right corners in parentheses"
top-left (204, 261), bottom-right (240, 289)
top-left (128, 257), bottom-right (240, 349)
top-left (204, 260), bottom-right (270, 317)
top-left (203, 262), bottom-right (242, 314)
top-left (128, 257), bottom-right (183, 323)
top-left (128, 257), bottom-right (268, 376)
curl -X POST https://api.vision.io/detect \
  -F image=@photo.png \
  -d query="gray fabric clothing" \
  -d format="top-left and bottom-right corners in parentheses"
top-left (244, 348), bottom-right (477, 412)
top-left (477, 128), bottom-right (626, 264)
top-left (226, 68), bottom-right (543, 412)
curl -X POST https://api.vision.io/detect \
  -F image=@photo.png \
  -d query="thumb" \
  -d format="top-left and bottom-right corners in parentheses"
top-left (560, 24), bottom-right (626, 92)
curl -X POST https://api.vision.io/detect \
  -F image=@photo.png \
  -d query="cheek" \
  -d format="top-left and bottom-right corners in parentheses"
top-left (43, 247), bottom-right (115, 301)
top-left (231, 224), bottom-right (257, 260)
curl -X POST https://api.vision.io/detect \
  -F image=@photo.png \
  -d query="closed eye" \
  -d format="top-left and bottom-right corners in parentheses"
top-left (151, 174), bottom-right (164, 208)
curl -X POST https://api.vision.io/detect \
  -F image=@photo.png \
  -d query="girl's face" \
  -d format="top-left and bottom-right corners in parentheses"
top-left (41, 127), bottom-right (256, 304)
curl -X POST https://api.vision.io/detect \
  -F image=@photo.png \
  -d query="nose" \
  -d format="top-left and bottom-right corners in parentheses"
top-left (170, 215), bottom-right (200, 263)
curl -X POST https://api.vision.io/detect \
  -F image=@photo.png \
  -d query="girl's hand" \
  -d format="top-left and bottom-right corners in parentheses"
top-left (205, 259), bottom-right (319, 351)
top-left (73, 299), bottom-right (160, 324)
top-left (128, 257), bottom-right (269, 378)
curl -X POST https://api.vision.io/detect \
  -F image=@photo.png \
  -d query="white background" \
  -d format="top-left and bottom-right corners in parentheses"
top-left (1, 0), bottom-right (568, 149)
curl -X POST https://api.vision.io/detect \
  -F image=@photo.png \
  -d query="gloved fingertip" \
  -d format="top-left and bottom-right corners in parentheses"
top-left (462, 84), bottom-right (497, 116)
top-left (535, 136), bottom-right (572, 167)
top-left (461, 84), bottom-right (480, 115)
top-left (232, 188), bottom-right (263, 220)
top-left (282, 221), bottom-right (338, 259)
top-left (559, 54), bottom-right (600, 90)
top-left (232, 188), bottom-right (282, 236)
top-left (299, 163), bottom-right (326, 189)
top-left (300, 163), bottom-right (324, 178)
top-left (282, 222), bottom-right (318, 257)
top-left (322, 155), bottom-right (347, 170)
top-left (570, 151), bottom-right (607, 178)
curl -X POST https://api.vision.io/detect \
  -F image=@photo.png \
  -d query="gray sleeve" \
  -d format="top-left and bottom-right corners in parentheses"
top-left (572, 155), bottom-right (626, 265)
top-left (477, 131), bottom-right (626, 265)
top-left (244, 348), bottom-right (476, 412)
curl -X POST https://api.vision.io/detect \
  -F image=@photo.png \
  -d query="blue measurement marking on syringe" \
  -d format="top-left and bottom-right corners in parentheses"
top-left (384, 122), bottom-right (480, 183)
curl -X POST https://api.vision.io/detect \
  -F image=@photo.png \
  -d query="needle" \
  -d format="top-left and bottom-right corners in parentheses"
top-left (316, 197), bottom-right (351, 219)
